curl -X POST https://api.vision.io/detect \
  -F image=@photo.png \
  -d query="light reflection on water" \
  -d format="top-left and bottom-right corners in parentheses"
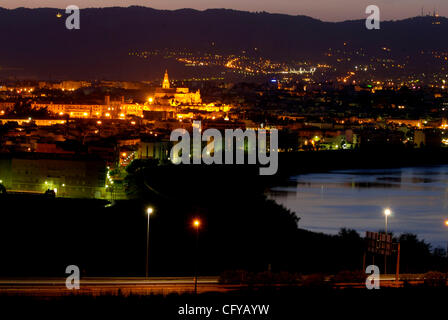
top-left (267, 166), bottom-right (448, 248)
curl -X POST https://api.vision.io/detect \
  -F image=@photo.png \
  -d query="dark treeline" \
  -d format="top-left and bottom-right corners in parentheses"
top-left (1, 162), bottom-right (447, 277)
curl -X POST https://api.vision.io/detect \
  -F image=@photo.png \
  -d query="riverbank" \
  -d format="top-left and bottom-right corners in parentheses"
top-left (269, 148), bottom-right (448, 185)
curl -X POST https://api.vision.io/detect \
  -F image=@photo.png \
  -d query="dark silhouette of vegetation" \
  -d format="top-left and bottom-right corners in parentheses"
top-left (2, 285), bottom-right (448, 319)
top-left (2, 163), bottom-right (447, 277)
top-left (423, 271), bottom-right (448, 287)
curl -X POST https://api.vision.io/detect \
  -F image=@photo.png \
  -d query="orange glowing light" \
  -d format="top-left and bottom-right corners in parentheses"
top-left (193, 219), bottom-right (201, 228)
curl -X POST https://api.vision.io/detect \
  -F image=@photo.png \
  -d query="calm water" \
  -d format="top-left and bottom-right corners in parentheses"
top-left (267, 166), bottom-right (448, 248)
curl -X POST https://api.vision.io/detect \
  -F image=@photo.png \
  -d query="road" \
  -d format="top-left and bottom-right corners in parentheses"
top-left (0, 277), bottom-right (231, 296)
top-left (0, 275), bottom-right (421, 296)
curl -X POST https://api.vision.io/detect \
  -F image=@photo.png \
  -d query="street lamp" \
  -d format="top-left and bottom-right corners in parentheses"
top-left (146, 207), bottom-right (154, 279)
top-left (383, 208), bottom-right (392, 274)
top-left (194, 219), bottom-right (200, 228)
top-left (193, 218), bottom-right (201, 294)
top-left (445, 220), bottom-right (448, 257)
top-left (384, 208), bottom-right (391, 234)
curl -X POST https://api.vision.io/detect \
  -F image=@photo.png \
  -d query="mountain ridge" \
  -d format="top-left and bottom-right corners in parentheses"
top-left (0, 7), bottom-right (446, 80)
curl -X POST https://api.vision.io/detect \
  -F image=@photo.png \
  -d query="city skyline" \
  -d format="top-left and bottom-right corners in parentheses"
top-left (0, 0), bottom-right (447, 21)
top-left (2, 0), bottom-right (448, 310)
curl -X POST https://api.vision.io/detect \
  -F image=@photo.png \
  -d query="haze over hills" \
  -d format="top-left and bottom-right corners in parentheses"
top-left (0, 6), bottom-right (447, 80)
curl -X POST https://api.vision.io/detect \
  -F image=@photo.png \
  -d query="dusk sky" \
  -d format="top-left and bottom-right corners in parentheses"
top-left (1, 0), bottom-right (447, 21)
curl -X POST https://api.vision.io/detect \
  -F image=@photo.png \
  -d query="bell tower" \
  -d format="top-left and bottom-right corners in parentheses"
top-left (162, 70), bottom-right (170, 89)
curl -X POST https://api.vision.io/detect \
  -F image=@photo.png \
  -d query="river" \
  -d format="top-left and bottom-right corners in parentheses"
top-left (268, 165), bottom-right (448, 248)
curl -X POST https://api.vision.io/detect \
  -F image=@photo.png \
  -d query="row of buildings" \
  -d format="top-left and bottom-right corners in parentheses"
top-left (0, 71), bottom-right (230, 121)
top-left (2, 72), bottom-right (448, 199)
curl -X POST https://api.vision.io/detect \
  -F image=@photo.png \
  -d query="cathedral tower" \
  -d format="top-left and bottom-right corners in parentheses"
top-left (162, 70), bottom-right (170, 89)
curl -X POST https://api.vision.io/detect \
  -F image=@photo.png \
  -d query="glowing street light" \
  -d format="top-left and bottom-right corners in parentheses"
top-left (384, 208), bottom-right (391, 235)
top-left (445, 220), bottom-right (448, 257)
top-left (193, 218), bottom-right (201, 294)
top-left (383, 208), bottom-right (392, 274)
top-left (194, 219), bottom-right (200, 228)
top-left (146, 207), bottom-right (154, 279)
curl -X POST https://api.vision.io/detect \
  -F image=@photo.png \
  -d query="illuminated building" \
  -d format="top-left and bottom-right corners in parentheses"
top-left (0, 153), bottom-right (106, 199)
top-left (29, 71), bottom-right (228, 120)
top-left (0, 119), bottom-right (68, 126)
top-left (31, 103), bottom-right (104, 118)
top-left (150, 70), bottom-right (202, 110)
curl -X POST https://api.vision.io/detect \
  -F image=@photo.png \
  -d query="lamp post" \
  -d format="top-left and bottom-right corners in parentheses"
top-left (445, 220), bottom-right (448, 257)
top-left (146, 207), bottom-right (153, 279)
top-left (384, 209), bottom-right (391, 234)
top-left (384, 208), bottom-right (392, 274)
top-left (193, 218), bottom-right (201, 294)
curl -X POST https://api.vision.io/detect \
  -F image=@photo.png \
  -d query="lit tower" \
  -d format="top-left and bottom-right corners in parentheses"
top-left (162, 70), bottom-right (170, 89)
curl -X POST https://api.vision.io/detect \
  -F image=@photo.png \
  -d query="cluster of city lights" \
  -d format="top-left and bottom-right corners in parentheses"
top-left (105, 168), bottom-right (114, 188)
top-left (120, 151), bottom-right (136, 166)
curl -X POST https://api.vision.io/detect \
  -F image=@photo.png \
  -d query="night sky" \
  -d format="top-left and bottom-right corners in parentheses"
top-left (1, 0), bottom-right (446, 21)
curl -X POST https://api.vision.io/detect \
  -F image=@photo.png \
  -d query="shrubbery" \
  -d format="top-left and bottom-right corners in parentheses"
top-left (332, 270), bottom-right (365, 283)
top-left (219, 270), bottom-right (299, 285)
top-left (423, 271), bottom-right (448, 287)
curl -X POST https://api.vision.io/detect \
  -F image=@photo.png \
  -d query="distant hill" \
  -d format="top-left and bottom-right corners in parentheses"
top-left (0, 6), bottom-right (447, 80)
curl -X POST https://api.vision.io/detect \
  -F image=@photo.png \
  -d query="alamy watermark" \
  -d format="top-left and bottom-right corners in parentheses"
top-left (65, 265), bottom-right (80, 290)
top-left (65, 5), bottom-right (80, 30)
top-left (170, 121), bottom-right (278, 175)
top-left (366, 5), bottom-right (380, 30)
top-left (365, 265), bottom-right (380, 289)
